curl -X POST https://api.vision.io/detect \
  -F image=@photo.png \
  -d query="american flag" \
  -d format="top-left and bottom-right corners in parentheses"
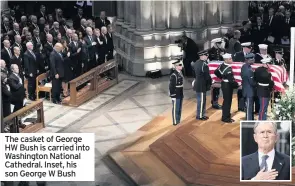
top-left (208, 61), bottom-right (288, 92)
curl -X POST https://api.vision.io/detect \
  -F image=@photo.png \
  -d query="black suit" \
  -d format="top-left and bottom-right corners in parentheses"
top-left (2, 82), bottom-right (12, 117)
top-left (7, 73), bottom-right (26, 112)
top-left (182, 38), bottom-right (199, 77)
top-left (106, 32), bottom-right (114, 61)
top-left (69, 41), bottom-right (82, 77)
top-left (242, 151), bottom-right (290, 180)
top-left (10, 56), bottom-right (24, 81)
top-left (233, 51), bottom-right (246, 62)
top-left (95, 18), bottom-right (110, 29)
top-left (23, 50), bottom-right (38, 99)
top-left (1, 48), bottom-right (13, 67)
top-left (50, 50), bottom-right (64, 102)
top-left (73, 14), bottom-right (83, 30)
top-left (84, 35), bottom-right (97, 70)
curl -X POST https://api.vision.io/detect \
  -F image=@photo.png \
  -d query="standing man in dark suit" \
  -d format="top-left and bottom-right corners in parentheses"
top-left (8, 64), bottom-right (26, 112)
top-left (95, 11), bottom-right (110, 29)
top-left (12, 35), bottom-right (23, 56)
top-left (241, 53), bottom-right (256, 120)
top-left (11, 47), bottom-right (24, 81)
top-left (181, 35), bottom-right (199, 77)
top-left (73, 8), bottom-right (84, 30)
top-left (23, 42), bottom-right (38, 101)
top-left (68, 33), bottom-right (82, 78)
top-left (106, 25), bottom-right (114, 61)
top-left (84, 27), bottom-right (97, 70)
top-left (1, 40), bottom-right (13, 68)
top-left (1, 72), bottom-right (12, 117)
top-left (241, 122), bottom-right (290, 180)
top-left (169, 60), bottom-right (184, 126)
top-left (192, 50), bottom-right (212, 120)
top-left (50, 43), bottom-right (64, 104)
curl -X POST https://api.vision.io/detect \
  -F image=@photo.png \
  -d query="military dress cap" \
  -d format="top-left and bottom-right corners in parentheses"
top-left (241, 42), bottom-right (252, 48)
top-left (274, 47), bottom-right (284, 54)
top-left (245, 53), bottom-right (255, 59)
top-left (222, 53), bottom-right (232, 59)
top-left (211, 38), bottom-right (223, 43)
top-left (258, 44), bottom-right (268, 49)
top-left (261, 58), bottom-right (272, 64)
top-left (197, 50), bottom-right (209, 56)
top-left (172, 60), bottom-right (182, 66)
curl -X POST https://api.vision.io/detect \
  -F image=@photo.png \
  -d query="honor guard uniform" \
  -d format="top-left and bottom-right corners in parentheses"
top-left (214, 53), bottom-right (239, 123)
top-left (254, 44), bottom-right (272, 63)
top-left (254, 58), bottom-right (274, 120)
top-left (234, 42), bottom-right (253, 112)
top-left (241, 53), bottom-right (256, 120)
top-left (192, 50), bottom-right (212, 120)
top-left (273, 47), bottom-right (287, 69)
top-left (169, 60), bottom-right (184, 125)
top-left (208, 37), bottom-right (225, 109)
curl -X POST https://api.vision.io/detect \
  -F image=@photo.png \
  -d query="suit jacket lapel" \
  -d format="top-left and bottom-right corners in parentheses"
top-left (249, 152), bottom-right (260, 176)
top-left (272, 151), bottom-right (284, 175)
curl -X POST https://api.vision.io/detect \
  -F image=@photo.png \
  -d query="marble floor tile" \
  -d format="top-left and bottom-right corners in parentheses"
top-left (183, 89), bottom-right (196, 99)
top-left (38, 126), bottom-right (61, 133)
top-left (80, 125), bottom-right (126, 141)
top-left (50, 109), bottom-right (89, 128)
top-left (119, 120), bottom-right (150, 134)
top-left (81, 114), bottom-right (114, 129)
top-left (107, 108), bottom-right (152, 123)
top-left (132, 93), bottom-right (171, 107)
top-left (78, 94), bottom-right (115, 110)
top-left (44, 105), bottom-right (72, 124)
top-left (144, 104), bottom-right (171, 117)
top-left (95, 173), bottom-right (126, 186)
top-left (95, 138), bottom-right (124, 155)
top-left (103, 80), bottom-right (138, 95)
top-left (109, 99), bottom-right (139, 111)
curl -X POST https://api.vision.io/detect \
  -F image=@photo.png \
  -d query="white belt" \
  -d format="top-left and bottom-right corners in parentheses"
top-left (176, 85), bottom-right (183, 88)
top-left (258, 83), bottom-right (269, 86)
top-left (222, 79), bottom-right (229, 82)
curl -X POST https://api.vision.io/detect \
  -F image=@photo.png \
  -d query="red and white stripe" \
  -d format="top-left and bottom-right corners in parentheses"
top-left (208, 62), bottom-right (288, 92)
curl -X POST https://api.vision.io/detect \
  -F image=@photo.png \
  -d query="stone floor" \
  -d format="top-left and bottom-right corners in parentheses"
top-left (19, 73), bottom-right (198, 186)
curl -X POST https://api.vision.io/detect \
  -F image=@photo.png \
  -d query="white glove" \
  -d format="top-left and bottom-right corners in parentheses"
top-left (192, 79), bottom-right (195, 87)
top-left (171, 98), bottom-right (176, 101)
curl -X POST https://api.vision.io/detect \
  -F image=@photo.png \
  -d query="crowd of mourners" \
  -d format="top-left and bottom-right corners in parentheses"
top-left (1, 5), bottom-right (114, 120)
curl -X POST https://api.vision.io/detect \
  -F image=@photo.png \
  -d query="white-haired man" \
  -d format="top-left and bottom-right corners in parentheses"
top-left (83, 27), bottom-right (97, 70)
top-left (23, 42), bottom-right (38, 100)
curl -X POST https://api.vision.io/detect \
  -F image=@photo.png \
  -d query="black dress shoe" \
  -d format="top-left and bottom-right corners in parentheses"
top-left (196, 117), bottom-right (207, 120)
top-left (222, 119), bottom-right (233, 123)
top-left (212, 104), bottom-right (222, 109)
top-left (202, 116), bottom-right (209, 120)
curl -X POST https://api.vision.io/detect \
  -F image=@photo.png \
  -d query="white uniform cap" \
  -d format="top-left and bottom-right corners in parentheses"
top-left (261, 58), bottom-right (272, 64)
top-left (211, 38), bottom-right (223, 43)
top-left (222, 53), bottom-right (232, 59)
top-left (241, 42), bottom-right (251, 47)
top-left (258, 44), bottom-right (268, 50)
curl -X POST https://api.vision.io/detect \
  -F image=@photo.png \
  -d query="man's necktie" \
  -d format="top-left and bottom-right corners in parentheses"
top-left (7, 49), bottom-right (12, 58)
top-left (260, 155), bottom-right (269, 172)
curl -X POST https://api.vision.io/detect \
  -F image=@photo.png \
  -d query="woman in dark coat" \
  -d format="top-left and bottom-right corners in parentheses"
top-left (61, 39), bottom-right (73, 97)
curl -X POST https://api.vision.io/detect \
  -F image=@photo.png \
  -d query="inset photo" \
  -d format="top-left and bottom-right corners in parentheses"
top-left (240, 121), bottom-right (292, 182)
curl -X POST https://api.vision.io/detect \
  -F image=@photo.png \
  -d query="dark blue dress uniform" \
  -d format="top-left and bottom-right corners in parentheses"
top-left (169, 61), bottom-right (184, 125)
top-left (241, 53), bottom-right (256, 120)
top-left (192, 50), bottom-right (212, 120)
top-left (272, 48), bottom-right (286, 105)
top-left (253, 58), bottom-right (274, 120)
top-left (214, 54), bottom-right (239, 123)
top-left (208, 40), bottom-right (225, 109)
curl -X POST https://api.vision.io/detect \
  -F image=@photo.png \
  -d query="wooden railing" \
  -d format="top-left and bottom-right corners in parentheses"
top-left (3, 100), bottom-right (45, 133)
top-left (64, 60), bottom-right (118, 107)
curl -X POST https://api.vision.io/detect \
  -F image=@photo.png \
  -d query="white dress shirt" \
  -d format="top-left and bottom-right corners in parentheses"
top-left (258, 148), bottom-right (275, 171)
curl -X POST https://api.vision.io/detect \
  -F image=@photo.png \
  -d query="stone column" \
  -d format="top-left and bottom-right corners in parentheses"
top-left (220, 1), bottom-right (233, 24)
top-left (116, 1), bottom-right (124, 22)
top-left (154, 1), bottom-right (167, 30)
top-left (205, 1), bottom-right (220, 26)
top-left (135, 1), bottom-right (153, 31)
top-left (182, 1), bottom-right (192, 28)
top-left (168, 1), bottom-right (182, 29)
top-left (235, 1), bottom-right (249, 23)
top-left (129, 1), bottom-right (136, 28)
top-left (192, 1), bottom-right (205, 28)
top-left (124, 1), bottom-right (130, 25)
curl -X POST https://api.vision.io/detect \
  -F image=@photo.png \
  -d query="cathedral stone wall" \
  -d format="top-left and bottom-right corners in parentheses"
top-left (113, 1), bottom-right (248, 76)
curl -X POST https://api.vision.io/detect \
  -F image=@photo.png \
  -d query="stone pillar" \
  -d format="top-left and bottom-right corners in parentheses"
top-left (1, 1), bottom-right (8, 10)
top-left (220, 1), bottom-right (233, 24)
top-left (154, 1), bottom-right (167, 30)
top-left (135, 1), bottom-right (153, 31)
top-left (205, 1), bottom-right (220, 26)
top-left (182, 1), bottom-right (192, 28)
top-left (129, 1), bottom-right (136, 28)
top-left (116, 1), bottom-right (124, 22)
top-left (124, 1), bottom-right (130, 25)
top-left (192, 1), bottom-right (205, 28)
top-left (168, 1), bottom-right (182, 29)
top-left (235, 1), bottom-right (249, 23)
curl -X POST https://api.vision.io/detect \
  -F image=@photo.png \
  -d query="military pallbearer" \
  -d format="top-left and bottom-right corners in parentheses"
top-left (169, 60), bottom-right (184, 125)
top-left (192, 50), bottom-right (212, 120)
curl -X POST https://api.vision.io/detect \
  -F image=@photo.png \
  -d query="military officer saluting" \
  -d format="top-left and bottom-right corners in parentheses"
top-left (254, 58), bottom-right (274, 120)
top-left (208, 37), bottom-right (225, 109)
top-left (169, 60), bottom-right (184, 125)
top-left (192, 50), bottom-right (212, 120)
top-left (273, 47), bottom-right (287, 69)
top-left (241, 53), bottom-right (256, 120)
top-left (214, 53), bottom-right (239, 123)
top-left (254, 44), bottom-right (272, 63)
